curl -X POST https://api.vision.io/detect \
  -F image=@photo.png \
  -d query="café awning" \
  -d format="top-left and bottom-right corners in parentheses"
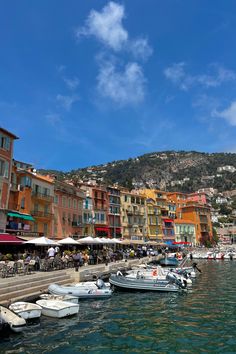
top-left (7, 211), bottom-right (35, 221)
top-left (0, 234), bottom-right (23, 244)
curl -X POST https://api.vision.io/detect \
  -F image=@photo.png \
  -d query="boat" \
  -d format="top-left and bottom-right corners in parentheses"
top-left (125, 266), bottom-right (192, 287)
top-left (109, 271), bottom-right (186, 292)
top-left (39, 294), bottom-right (79, 304)
top-left (0, 305), bottom-right (26, 333)
top-left (48, 279), bottom-right (112, 299)
top-left (9, 302), bottom-right (42, 321)
top-left (36, 300), bottom-right (79, 318)
top-left (159, 257), bottom-right (179, 267)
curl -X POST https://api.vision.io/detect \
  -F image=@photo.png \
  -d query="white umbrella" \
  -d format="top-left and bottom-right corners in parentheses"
top-left (78, 236), bottom-right (102, 244)
top-left (24, 236), bottom-right (60, 246)
top-left (58, 237), bottom-right (80, 245)
top-left (99, 237), bottom-right (111, 244)
top-left (109, 238), bottom-right (122, 244)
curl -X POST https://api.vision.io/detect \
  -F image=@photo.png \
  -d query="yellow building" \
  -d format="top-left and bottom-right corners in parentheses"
top-left (138, 189), bottom-right (176, 242)
top-left (120, 188), bottom-right (147, 241)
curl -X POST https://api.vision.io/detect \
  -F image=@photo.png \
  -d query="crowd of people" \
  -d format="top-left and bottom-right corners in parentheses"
top-left (0, 245), bottom-right (155, 273)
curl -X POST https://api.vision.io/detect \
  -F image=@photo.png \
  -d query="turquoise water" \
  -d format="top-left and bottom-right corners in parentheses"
top-left (1, 261), bottom-right (236, 353)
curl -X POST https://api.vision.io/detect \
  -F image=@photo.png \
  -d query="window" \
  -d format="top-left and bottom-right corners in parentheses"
top-left (20, 176), bottom-right (32, 187)
top-left (62, 196), bottom-right (67, 207)
top-left (62, 212), bottom-right (66, 225)
top-left (54, 195), bottom-right (58, 204)
top-left (0, 159), bottom-right (9, 178)
top-left (68, 198), bottom-right (72, 208)
top-left (0, 135), bottom-right (10, 151)
top-left (20, 197), bottom-right (25, 209)
top-left (33, 223), bottom-right (38, 232)
top-left (73, 199), bottom-right (77, 209)
top-left (78, 200), bottom-right (83, 210)
top-left (43, 223), bottom-right (48, 236)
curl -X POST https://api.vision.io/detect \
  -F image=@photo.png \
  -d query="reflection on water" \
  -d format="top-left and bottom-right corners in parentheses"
top-left (1, 261), bottom-right (236, 353)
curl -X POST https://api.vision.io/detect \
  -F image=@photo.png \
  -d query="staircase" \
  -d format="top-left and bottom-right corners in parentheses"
top-left (0, 270), bottom-right (73, 306)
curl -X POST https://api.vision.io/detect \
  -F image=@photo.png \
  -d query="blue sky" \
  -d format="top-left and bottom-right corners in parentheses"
top-left (1, 0), bottom-right (236, 171)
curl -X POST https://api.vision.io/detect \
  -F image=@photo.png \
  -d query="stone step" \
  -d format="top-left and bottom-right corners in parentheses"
top-left (0, 270), bottom-right (69, 288)
top-left (0, 277), bottom-right (72, 305)
top-left (0, 273), bottom-right (70, 296)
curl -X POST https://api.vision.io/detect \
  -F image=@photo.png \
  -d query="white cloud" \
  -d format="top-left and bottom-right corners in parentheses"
top-left (76, 1), bottom-right (152, 60)
top-left (129, 38), bottom-right (153, 61)
top-left (63, 77), bottom-right (79, 90)
top-left (76, 1), bottom-right (128, 51)
top-left (56, 94), bottom-right (80, 111)
top-left (97, 61), bottom-right (146, 105)
top-left (213, 101), bottom-right (236, 126)
top-left (164, 63), bottom-right (236, 90)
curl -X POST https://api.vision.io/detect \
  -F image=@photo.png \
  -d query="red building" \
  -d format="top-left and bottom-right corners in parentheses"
top-left (92, 185), bottom-right (109, 237)
top-left (0, 128), bottom-right (19, 232)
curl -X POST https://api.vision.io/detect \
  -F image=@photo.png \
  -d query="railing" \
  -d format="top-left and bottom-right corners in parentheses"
top-left (31, 190), bottom-right (53, 201)
top-left (31, 210), bottom-right (53, 218)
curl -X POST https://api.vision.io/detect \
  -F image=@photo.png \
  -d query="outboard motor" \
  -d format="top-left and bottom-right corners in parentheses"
top-left (96, 279), bottom-right (105, 289)
top-left (167, 273), bottom-right (186, 289)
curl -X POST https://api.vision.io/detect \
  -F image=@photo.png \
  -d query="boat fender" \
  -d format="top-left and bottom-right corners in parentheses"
top-left (152, 270), bottom-right (157, 277)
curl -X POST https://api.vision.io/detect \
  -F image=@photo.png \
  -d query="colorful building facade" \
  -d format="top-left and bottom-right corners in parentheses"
top-left (0, 128), bottom-right (18, 232)
top-left (53, 180), bottom-right (85, 239)
top-left (120, 189), bottom-right (147, 241)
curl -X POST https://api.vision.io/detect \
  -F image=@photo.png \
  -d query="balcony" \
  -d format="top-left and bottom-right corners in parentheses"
top-left (31, 210), bottom-right (53, 218)
top-left (31, 191), bottom-right (53, 202)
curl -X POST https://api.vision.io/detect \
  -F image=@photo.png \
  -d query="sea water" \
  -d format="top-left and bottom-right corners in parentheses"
top-left (1, 261), bottom-right (236, 353)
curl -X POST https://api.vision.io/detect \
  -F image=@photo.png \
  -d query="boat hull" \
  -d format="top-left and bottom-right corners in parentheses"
top-left (48, 283), bottom-right (112, 299)
top-left (0, 306), bottom-right (26, 332)
top-left (109, 275), bottom-right (181, 292)
top-left (9, 302), bottom-right (42, 320)
top-left (36, 300), bottom-right (79, 318)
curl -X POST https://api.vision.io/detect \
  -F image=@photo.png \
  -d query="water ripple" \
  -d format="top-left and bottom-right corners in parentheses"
top-left (1, 261), bottom-right (236, 353)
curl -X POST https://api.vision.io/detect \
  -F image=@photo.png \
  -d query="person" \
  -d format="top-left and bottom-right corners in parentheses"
top-left (73, 251), bottom-right (82, 271)
top-left (47, 246), bottom-right (55, 258)
top-left (55, 245), bottom-right (60, 255)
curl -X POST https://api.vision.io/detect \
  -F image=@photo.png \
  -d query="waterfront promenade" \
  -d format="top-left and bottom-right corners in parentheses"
top-left (0, 256), bottom-right (154, 306)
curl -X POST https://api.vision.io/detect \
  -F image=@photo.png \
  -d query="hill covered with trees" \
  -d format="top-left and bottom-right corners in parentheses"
top-left (39, 151), bottom-right (236, 192)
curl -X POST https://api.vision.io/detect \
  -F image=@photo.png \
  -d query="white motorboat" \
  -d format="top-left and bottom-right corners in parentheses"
top-left (36, 300), bottom-right (79, 318)
top-left (126, 266), bottom-right (192, 288)
top-left (109, 271), bottom-right (185, 292)
top-left (48, 279), bottom-right (112, 299)
top-left (9, 302), bottom-right (42, 320)
top-left (39, 294), bottom-right (79, 304)
top-left (0, 306), bottom-right (26, 333)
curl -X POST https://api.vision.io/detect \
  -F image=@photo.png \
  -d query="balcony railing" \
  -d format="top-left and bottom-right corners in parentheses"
top-left (31, 210), bottom-right (53, 218)
top-left (31, 191), bottom-right (53, 201)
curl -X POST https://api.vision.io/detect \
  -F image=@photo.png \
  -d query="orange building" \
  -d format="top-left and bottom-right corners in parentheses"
top-left (0, 128), bottom-right (18, 232)
top-left (53, 180), bottom-right (85, 239)
top-left (167, 192), bottom-right (213, 245)
top-left (8, 162), bottom-right (54, 238)
top-left (180, 202), bottom-right (213, 245)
